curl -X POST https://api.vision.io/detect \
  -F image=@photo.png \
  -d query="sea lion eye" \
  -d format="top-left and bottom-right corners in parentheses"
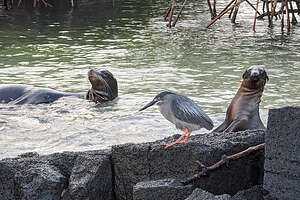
top-left (242, 70), bottom-right (251, 79)
top-left (101, 71), bottom-right (108, 77)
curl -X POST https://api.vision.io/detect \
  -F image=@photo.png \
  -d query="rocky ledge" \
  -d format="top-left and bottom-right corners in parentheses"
top-left (0, 106), bottom-right (299, 200)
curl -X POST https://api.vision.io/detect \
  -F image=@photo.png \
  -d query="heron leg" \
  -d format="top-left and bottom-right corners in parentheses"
top-left (183, 132), bottom-right (191, 143)
top-left (165, 129), bottom-right (190, 148)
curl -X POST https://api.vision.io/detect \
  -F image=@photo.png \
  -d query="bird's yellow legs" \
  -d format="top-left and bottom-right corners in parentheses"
top-left (165, 128), bottom-right (191, 148)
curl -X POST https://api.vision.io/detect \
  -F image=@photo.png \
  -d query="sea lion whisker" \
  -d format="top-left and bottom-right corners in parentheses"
top-left (88, 88), bottom-right (110, 103)
top-left (98, 75), bottom-right (113, 96)
top-left (93, 90), bottom-right (110, 98)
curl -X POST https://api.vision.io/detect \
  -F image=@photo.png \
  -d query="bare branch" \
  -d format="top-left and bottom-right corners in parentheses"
top-left (181, 143), bottom-right (265, 185)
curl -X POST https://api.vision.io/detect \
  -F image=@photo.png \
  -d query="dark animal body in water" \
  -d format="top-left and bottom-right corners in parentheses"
top-left (0, 69), bottom-right (118, 105)
top-left (213, 66), bottom-right (268, 133)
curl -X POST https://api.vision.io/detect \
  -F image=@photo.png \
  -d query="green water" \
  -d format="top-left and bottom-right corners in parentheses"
top-left (0, 0), bottom-right (299, 158)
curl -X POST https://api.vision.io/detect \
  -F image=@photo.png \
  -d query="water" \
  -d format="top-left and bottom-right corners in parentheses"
top-left (0, 0), bottom-right (299, 159)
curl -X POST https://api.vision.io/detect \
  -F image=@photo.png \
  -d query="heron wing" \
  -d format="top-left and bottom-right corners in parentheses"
top-left (172, 95), bottom-right (214, 130)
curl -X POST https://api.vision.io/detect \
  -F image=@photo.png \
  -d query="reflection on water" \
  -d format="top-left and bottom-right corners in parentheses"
top-left (0, 0), bottom-right (300, 158)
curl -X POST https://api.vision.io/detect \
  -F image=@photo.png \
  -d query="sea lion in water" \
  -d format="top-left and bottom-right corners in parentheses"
top-left (0, 69), bottom-right (118, 105)
top-left (213, 66), bottom-right (268, 133)
top-left (86, 69), bottom-right (118, 103)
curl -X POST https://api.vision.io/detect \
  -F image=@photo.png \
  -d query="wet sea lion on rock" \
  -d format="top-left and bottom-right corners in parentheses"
top-left (0, 69), bottom-right (118, 105)
top-left (213, 66), bottom-right (268, 133)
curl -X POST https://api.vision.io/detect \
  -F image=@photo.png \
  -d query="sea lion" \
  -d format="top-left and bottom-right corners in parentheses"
top-left (0, 69), bottom-right (118, 105)
top-left (213, 66), bottom-right (268, 133)
top-left (86, 69), bottom-right (118, 104)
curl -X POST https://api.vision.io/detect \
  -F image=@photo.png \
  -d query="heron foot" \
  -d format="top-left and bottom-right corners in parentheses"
top-left (165, 130), bottom-right (192, 148)
top-left (164, 141), bottom-right (185, 148)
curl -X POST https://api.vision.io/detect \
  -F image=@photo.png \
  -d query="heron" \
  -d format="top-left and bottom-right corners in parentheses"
top-left (139, 91), bottom-right (214, 148)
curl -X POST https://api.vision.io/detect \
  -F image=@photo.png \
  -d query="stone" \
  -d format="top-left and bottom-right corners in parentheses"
top-left (0, 152), bottom-right (66, 200)
top-left (112, 143), bottom-right (151, 200)
top-left (230, 185), bottom-right (264, 200)
top-left (61, 149), bottom-right (114, 200)
top-left (41, 151), bottom-right (78, 179)
top-left (0, 149), bottom-right (114, 200)
top-left (264, 106), bottom-right (300, 200)
top-left (112, 130), bottom-right (265, 200)
top-left (0, 161), bottom-right (15, 200)
top-left (133, 178), bottom-right (194, 200)
top-left (185, 188), bottom-right (231, 200)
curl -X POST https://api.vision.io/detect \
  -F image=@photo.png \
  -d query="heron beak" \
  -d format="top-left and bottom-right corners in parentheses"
top-left (139, 98), bottom-right (158, 111)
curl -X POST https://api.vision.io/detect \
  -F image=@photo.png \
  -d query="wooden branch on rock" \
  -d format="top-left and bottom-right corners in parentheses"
top-left (181, 143), bottom-right (265, 185)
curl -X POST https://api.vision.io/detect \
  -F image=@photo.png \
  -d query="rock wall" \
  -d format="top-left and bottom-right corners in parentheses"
top-left (264, 106), bottom-right (300, 200)
top-left (1, 107), bottom-right (299, 200)
top-left (113, 130), bottom-right (265, 200)
top-left (133, 179), bottom-right (194, 200)
top-left (0, 130), bottom-right (265, 200)
top-left (0, 150), bottom-right (113, 200)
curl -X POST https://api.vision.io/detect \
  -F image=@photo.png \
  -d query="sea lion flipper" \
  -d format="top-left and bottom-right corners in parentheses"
top-left (223, 118), bottom-right (248, 133)
top-left (212, 121), bottom-right (227, 133)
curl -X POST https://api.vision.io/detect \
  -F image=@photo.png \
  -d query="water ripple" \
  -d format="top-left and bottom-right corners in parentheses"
top-left (0, 0), bottom-right (299, 158)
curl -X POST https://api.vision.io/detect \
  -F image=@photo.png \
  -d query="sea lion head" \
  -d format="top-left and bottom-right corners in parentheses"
top-left (86, 69), bottom-right (118, 103)
top-left (242, 66), bottom-right (269, 90)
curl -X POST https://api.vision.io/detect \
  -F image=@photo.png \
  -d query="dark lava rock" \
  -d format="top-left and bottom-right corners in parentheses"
top-left (264, 107), bottom-right (300, 200)
top-left (185, 188), bottom-right (231, 200)
top-left (230, 185), bottom-right (264, 200)
top-left (133, 178), bottom-right (193, 200)
top-left (60, 149), bottom-right (113, 200)
top-left (0, 149), bottom-right (114, 200)
top-left (112, 130), bottom-right (265, 200)
top-left (0, 152), bottom-right (66, 200)
top-left (41, 151), bottom-right (78, 179)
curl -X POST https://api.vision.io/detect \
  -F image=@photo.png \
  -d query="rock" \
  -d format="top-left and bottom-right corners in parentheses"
top-left (112, 130), bottom-right (265, 200)
top-left (133, 178), bottom-right (194, 200)
top-left (185, 188), bottom-right (231, 200)
top-left (264, 107), bottom-right (300, 200)
top-left (0, 152), bottom-right (66, 200)
top-left (230, 185), bottom-right (264, 200)
top-left (112, 143), bottom-right (150, 200)
top-left (0, 160), bottom-right (15, 200)
top-left (41, 151), bottom-right (78, 179)
top-left (61, 149), bottom-right (113, 200)
top-left (0, 149), bottom-right (114, 200)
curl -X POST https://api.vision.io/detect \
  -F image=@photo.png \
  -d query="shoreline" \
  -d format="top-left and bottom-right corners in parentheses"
top-left (0, 106), bottom-right (299, 200)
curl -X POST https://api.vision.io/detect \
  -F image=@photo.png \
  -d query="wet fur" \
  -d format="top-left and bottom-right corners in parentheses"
top-left (86, 70), bottom-right (118, 103)
top-left (213, 67), bottom-right (268, 133)
top-left (0, 69), bottom-right (118, 105)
